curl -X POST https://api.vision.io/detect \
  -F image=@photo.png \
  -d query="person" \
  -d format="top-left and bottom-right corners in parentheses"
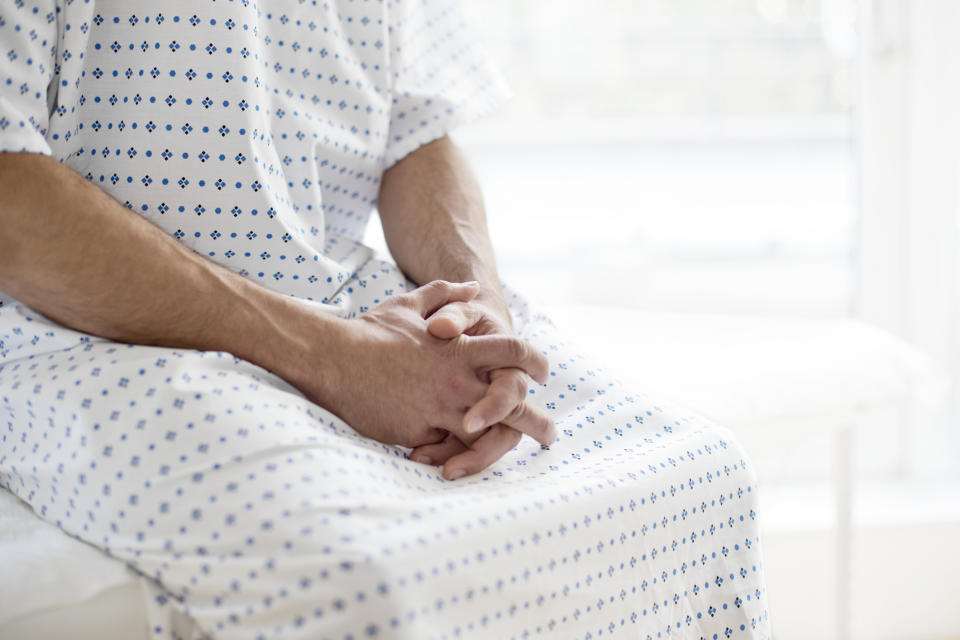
top-left (0, 1), bottom-right (771, 638)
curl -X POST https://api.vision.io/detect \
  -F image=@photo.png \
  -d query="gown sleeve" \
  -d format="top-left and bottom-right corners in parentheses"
top-left (383, 0), bottom-right (509, 168)
top-left (0, 1), bottom-right (58, 155)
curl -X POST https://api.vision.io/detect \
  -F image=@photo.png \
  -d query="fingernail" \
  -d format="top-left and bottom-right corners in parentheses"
top-left (448, 468), bottom-right (466, 480)
top-left (416, 456), bottom-right (432, 465)
top-left (466, 417), bottom-right (484, 433)
top-left (465, 281), bottom-right (480, 286)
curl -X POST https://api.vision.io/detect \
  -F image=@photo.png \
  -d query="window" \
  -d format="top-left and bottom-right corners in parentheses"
top-left (455, 0), bottom-right (857, 316)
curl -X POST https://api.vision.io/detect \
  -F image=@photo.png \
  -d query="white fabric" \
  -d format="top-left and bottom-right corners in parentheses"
top-left (0, 582), bottom-right (149, 640)
top-left (0, 487), bottom-right (138, 626)
top-left (0, 270), bottom-right (771, 640)
top-left (0, 0), bottom-right (508, 303)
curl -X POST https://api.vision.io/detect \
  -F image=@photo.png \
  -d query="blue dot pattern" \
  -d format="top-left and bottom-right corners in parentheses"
top-left (0, 2), bottom-right (771, 639)
top-left (0, 270), bottom-right (771, 639)
top-left (0, 0), bottom-right (509, 305)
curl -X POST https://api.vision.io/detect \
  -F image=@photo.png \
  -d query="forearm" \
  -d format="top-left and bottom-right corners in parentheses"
top-left (378, 137), bottom-right (506, 312)
top-left (0, 152), bottom-right (340, 386)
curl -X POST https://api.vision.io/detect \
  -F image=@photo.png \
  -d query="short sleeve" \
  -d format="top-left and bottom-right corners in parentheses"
top-left (384, 0), bottom-right (509, 168)
top-left (0, 1), bottom-right (58, 155)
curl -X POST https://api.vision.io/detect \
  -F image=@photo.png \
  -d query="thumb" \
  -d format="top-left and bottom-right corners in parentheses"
top-left (408, 280), bottom-right (480, 317)
top-left (427, 301), bottom-right (483, 339)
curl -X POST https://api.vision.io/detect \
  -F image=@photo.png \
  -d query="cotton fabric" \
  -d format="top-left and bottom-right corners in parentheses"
top-left (0, 1), bottom-right (770, 638)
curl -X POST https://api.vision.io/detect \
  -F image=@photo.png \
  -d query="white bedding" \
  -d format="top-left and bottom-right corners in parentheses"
top-left (0, 487), bottom-right (146, 638)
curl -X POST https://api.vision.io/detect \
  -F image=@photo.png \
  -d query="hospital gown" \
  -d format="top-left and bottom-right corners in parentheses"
top-left (0, 1), bottom-right (771, 638)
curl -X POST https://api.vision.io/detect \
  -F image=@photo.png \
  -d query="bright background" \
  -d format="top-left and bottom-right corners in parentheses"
top-left (366, 1), bottom-right (960, 638)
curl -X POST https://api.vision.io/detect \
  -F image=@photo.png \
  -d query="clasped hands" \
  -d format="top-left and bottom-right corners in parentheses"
top-left (325, 280), bottom-right (555, 481)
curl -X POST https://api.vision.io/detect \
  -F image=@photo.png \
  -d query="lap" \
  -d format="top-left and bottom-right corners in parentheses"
top-left (0, 274), bottom-right (770, 640)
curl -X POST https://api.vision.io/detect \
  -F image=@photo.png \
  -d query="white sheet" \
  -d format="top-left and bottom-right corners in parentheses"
top-left (0, 488), bottom-right (139, 626)
top-left (0, 581), bottom-right (148, 640)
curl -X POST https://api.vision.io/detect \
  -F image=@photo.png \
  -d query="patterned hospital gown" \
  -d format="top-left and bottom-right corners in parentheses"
top-left (0, 1), bottom-right (770, 639)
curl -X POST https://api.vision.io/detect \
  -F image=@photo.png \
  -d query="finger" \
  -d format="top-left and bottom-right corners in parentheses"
top-left (398, 426), bottom-right (449, 449)
top-left (405, 280), bottom-right (480, 318)
top-left (463, 373), bottom-right (556, 447)
top-left (409, 432), bottom-right (470, 467)
top-left (461, 368), bottom-right (526, 432)
top-left (427, 301), bottom-right (484, 339)
top-left (462, 335), bottom-right (550, 384)
top-left (442, 424), bottom-right (523, 481)
top-left (499, 402), bottom-right (556, 447)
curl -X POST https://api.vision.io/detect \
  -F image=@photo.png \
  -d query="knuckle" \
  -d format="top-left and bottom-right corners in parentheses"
top-left (449, 333), bottom-right (471, 359)
top-left (427, 279), bottom-right (452, 292)
top-left (507, 401), bottom-right (527, 422)
top-left (445, 302), bottom-right (468, 321)
top-left (505, 337), bottom-right (527, 360)
top-left (510, 371), bottom-right (528, 398)
top-left (453, 303), bottom-right (472, 323)
top-left (393, 293), bottom-right (415, 309)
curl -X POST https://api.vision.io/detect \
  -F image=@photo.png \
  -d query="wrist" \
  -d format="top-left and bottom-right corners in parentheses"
top-left (220, 281), bottom-right (349, 401)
